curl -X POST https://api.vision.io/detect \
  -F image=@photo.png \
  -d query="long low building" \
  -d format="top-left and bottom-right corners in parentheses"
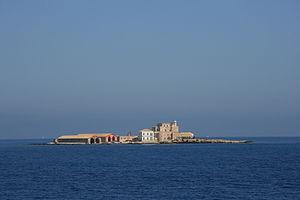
top-left (54, 133), bottom-right (118, 144)
top-left (173, 132), bottom-right (194, 140)
top-left (119, 135), bottom-right (138, 143)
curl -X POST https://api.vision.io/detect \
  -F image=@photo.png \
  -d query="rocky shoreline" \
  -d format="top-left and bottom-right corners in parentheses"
top-left (173, 138), bottom-right (251, 144)
top-left (46, 138), bottom-right (251, 145)
top-left (123, 138), bottom-right (251, 144)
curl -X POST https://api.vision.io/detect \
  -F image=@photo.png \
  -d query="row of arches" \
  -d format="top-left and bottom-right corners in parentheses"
top-left (89, 136), bottom-right (117, 144)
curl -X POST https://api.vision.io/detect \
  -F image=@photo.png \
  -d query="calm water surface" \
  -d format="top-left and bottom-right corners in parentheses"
top-left (0, 137), bottom-right (299, 200)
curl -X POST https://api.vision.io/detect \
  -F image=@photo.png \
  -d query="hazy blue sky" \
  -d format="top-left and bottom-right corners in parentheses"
top-left (0, 0), bottom-right (299, 139)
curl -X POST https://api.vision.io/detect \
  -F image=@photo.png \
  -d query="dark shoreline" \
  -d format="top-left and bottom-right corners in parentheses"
top-left (30, 138), bottom-right (251, 145)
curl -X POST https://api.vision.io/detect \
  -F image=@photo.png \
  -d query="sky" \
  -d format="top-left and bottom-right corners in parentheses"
top-left (0, 0), bottom-right (299, 139)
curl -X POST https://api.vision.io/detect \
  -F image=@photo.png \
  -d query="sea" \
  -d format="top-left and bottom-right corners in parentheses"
top-left (0, 137), bottom-right (299, 200)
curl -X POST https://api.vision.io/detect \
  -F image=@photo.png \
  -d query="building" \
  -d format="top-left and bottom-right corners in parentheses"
top-left (150, 121), bottom-right (194, 142)
top-left (54, 133), bottom-right (118, 144)
top-left (152, 121), bottom-right (179, 142)
top-left (173, 132), bottom-right (194, 140)
top-left (119, 135), bottom-right (138, 143)
top-left (138, 129), bottom-right (156, 143)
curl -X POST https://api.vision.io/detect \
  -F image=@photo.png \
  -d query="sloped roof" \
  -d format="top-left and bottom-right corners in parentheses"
top-left (58, 133), bottom-right (115, 139)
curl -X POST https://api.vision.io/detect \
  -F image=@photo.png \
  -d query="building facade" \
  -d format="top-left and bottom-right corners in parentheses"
top-left (138, 129), bottom-right (156, 142)
top-left (119, 135), bottom-right (138, 143)
top-left (146, 121), bottom-right (194, 142)
top-left (172, 132), bottom-right (194, 140)
top-left (55, 133), bottom-right (118, 144)
top-left (152, 121), bottom-right (179, 142)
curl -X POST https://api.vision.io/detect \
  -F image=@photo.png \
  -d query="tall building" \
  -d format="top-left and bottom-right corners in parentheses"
top-left (152, 121), bottom-right (180, 142)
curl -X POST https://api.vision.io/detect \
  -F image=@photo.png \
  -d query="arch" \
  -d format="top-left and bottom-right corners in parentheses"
top-left (90, 138), bottom-right (95, 144)
top-left (95, 138), bottom-right (100, 144)
top-left (108, 136), bottom-right (111, 142)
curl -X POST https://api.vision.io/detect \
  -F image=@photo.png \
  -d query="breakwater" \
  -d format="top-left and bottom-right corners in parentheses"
top-left (121, 138), bottom-right (251, 144)
top-left (172, 138), bottom-right (250, 144)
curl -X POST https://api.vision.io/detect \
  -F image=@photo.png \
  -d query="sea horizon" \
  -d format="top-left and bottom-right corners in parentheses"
top-left (1, 1), bottom-right (299, 199)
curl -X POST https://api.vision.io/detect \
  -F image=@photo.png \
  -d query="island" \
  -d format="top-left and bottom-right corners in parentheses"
top-left (50, 121), bottom-right (250, 145)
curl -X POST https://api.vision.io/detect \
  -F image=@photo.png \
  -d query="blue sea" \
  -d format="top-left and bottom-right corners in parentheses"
top-left (0, 137), bottom-right (299, 200)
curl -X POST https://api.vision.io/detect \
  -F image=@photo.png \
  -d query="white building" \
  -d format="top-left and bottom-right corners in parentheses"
top-left (138, 129), bottom-right (156, 142)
